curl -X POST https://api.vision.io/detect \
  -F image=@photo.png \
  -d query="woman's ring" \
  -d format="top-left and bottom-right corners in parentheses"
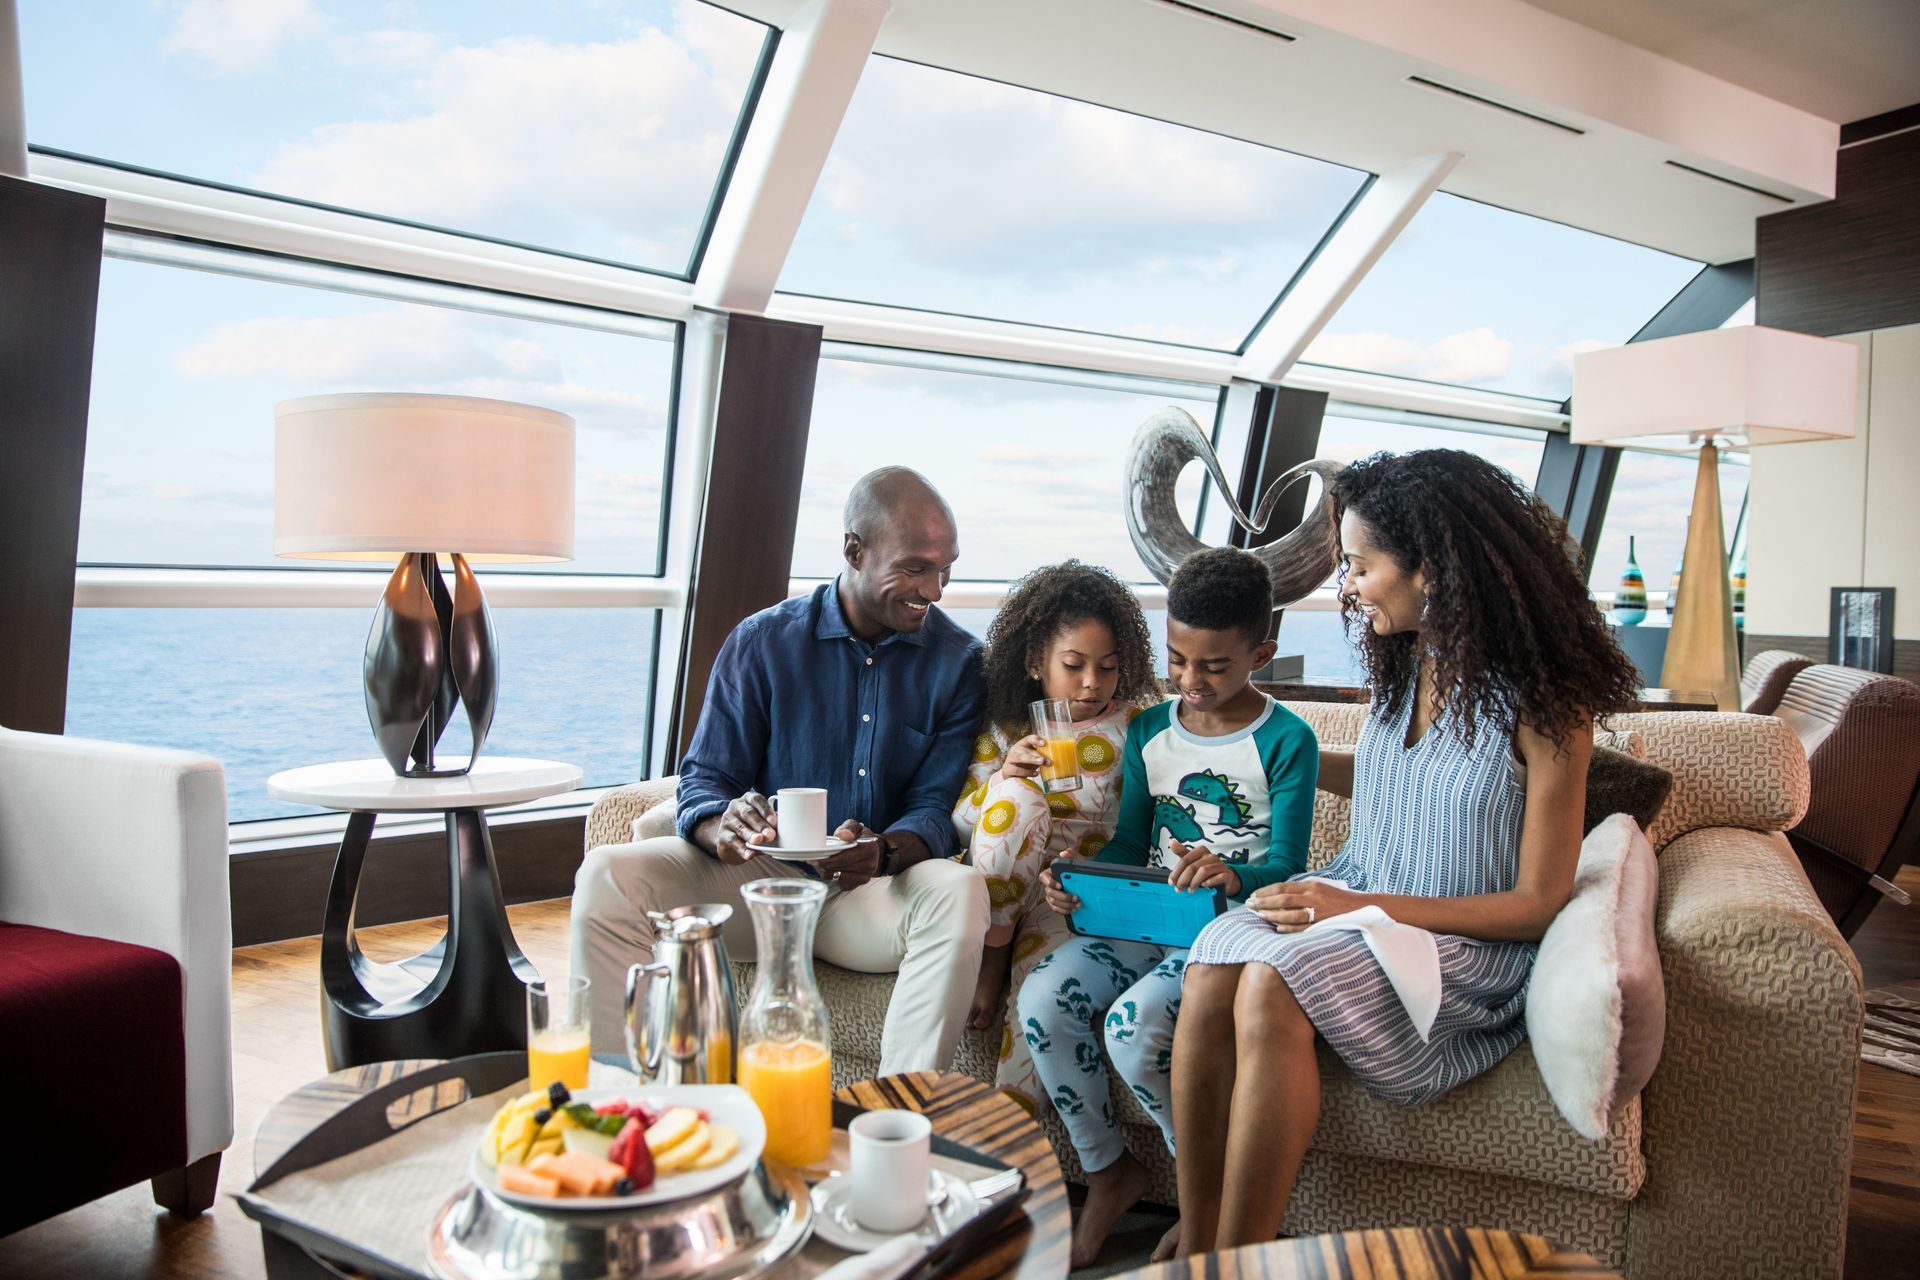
top-left (1304, 906), bottom-right (1316, 923)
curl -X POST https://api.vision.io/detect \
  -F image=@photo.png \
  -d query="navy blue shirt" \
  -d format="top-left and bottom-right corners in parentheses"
top-left (675, 580), bottom-right (986, 860)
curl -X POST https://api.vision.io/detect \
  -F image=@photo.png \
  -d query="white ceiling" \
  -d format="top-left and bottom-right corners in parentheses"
top-left (1520, 0), bottom-right (1920, 124)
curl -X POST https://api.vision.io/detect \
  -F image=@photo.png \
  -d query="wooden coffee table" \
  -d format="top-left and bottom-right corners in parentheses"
top-left (1106, 1226), bottom-right (1618, 1279)
top-left (254, 1061), bottom-right (1068, 1280)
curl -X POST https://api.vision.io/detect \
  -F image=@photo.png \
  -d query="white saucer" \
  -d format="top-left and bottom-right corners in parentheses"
top-left (808, 1169), bottom-right (979, 1252)
top-left (758, 836), bottom-right (856, 863)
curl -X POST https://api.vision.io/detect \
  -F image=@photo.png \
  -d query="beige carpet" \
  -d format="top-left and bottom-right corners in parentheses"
top-left (1862, 981), bottom-right (1920, 1078)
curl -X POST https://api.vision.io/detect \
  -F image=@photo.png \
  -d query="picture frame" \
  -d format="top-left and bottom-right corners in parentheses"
top-left (1829, 587), bottom-right (1896, 673)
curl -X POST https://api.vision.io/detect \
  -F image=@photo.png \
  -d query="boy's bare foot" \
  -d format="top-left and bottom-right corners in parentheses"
top-left (968, 942), bottom-right (1011, 1029)
top-left (1151, 1219), bottom-right (1182, 1261)
top-left (1071, 1151), bottom-right (1149, 1270)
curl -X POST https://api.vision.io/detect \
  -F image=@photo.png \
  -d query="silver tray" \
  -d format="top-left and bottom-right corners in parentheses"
top-left (425, 1159), bottom-right (812, 1280)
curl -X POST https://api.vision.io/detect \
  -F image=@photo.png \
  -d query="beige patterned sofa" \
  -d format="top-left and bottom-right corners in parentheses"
top-left (583, 705), bottom-right (1862, 1279)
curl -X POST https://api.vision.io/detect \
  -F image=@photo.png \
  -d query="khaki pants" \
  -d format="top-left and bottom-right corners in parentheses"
top-left (570, 837), bottom-right (988, 1075)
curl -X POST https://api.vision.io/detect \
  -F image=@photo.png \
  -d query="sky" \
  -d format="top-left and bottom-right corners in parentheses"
top-left (23, 0), bottom-right (1719, 584)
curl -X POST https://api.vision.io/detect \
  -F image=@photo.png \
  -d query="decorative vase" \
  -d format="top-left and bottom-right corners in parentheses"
top-left (1731, 552), bottom-right (1747, 623)
top-left (1613, 536), bottom-right (1648, 625)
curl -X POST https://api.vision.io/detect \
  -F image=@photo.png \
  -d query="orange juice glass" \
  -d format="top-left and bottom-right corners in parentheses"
top-left (526, 975), bottom-right (592, 1091)
top-left (739, 1039), bottom-right (832, 1166)
top-left (739, 878), bottom-right (833, 1168)
top-left (1029, 698), bottom-right (1083, 793)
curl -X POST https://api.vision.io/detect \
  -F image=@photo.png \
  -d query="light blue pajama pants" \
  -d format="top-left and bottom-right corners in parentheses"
top-left (1013, 936), bottom-right (1185, 1172)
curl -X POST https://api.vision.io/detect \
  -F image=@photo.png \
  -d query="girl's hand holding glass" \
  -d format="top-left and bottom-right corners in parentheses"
top-left (1040, 865), bottom-right (1082, 915)
top-left (994, 734), bottom-right (1048, 784)
top-left (1167, 839), bottom-right (1240, 895)
top-left (1247, 878), bottom-right (1363, 932)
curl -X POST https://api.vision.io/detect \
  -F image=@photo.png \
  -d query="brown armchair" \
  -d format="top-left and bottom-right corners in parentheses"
top-left (1742, 649), bottom-right (1816, 715)
top-left (1776, 664), bottom-right (1920, 937)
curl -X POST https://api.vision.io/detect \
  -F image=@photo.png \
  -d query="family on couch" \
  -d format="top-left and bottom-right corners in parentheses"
top-left (573, 450), bottom-right (1644, 1267)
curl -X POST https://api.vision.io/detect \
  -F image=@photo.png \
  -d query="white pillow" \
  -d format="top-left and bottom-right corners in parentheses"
top-left (1526, 813), bottom-right (1666, 1140)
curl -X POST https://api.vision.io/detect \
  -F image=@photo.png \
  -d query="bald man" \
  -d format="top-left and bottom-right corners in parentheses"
top-left (571, 468), bottom-right (989, 1073)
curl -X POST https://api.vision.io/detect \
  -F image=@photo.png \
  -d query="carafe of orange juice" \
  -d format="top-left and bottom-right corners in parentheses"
top-left (738, 878), bottom-right (833, 1168)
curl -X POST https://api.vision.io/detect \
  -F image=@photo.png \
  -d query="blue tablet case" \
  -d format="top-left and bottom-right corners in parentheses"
top-left (1054, 858), bottom-right (1226, 949)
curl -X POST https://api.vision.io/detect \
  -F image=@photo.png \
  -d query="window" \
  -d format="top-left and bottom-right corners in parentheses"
top-left (1305, 193), bottom-right (1702, 401)
top-left (1590, 449), bottom-right (1749, 602)
top-left (1313, 408), bottom-right (1549, 489)
top-left (66, 607), bottom-right (660, 823)
top-left (19, 0), bottom-right (773, 275)
top-left (779, 56), bottom-right (1369, 348)
top-left (80, 248), bottom-right (678, 575)
top-left (791, 349), bottom-right (1227, 584)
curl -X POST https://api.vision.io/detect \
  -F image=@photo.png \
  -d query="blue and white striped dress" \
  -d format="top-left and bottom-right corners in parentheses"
top-left (1188, 693), bottom-right (1536, 1106)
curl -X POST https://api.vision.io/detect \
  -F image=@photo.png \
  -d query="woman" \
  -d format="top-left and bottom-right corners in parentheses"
top-left (1164, 449), bottom-right (1641, 1258)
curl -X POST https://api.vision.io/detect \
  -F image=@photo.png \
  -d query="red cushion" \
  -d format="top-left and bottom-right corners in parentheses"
top-left (0, 922), bottom-right (187, 1234)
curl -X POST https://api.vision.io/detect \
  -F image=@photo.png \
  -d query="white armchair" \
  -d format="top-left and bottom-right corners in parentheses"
top-left (0, 726), bottom-right (234, 1231)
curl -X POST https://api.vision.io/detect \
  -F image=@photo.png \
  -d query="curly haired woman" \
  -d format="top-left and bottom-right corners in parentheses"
top-left (951, 561), bottom-right (1161, 1109)
top-left (1163, 450), bottom-right (1642, 1260)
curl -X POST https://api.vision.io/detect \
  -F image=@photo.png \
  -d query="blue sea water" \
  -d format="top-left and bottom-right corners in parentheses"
top-left (66, 605), bottom-right (1362, 825)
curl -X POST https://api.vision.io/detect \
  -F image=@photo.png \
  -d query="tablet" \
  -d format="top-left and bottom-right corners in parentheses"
top-left (1053, 858), bottom-right (1226, 950)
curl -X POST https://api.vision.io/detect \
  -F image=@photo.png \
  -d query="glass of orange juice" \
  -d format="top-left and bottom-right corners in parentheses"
top-left (739, 879), bottom-right (832, 1168)
top-left (1029, 697), bottom-right (1083, 793)
top-left (526, 975), bottom-right (591, 1092)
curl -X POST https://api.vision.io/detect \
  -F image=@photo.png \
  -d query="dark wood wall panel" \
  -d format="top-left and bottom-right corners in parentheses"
top-left (1746, 633), bottom-right (1920, 685)
top-left (667, 313), bottom-right (823, 764)
top-left (0, 176), bottom-right (105, 733)
top-left (1756, 126), bottom-right (1920, 336)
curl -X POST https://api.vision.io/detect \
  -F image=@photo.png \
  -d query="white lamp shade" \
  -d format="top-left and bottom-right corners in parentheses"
top-left (275, 393), bottom-right (575, 562)
top-left (1571, 326), bottom-right (1858, 449)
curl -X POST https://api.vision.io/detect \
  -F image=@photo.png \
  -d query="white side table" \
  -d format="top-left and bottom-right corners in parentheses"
top-left (268, 757), bottom-right (583, 1071)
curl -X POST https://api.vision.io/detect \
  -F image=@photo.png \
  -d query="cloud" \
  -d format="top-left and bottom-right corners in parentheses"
top-left (161, 0), bottom-right (319, 75)
top-left (801, 58), bottom-right (1360, 279)
top-left (249, 3), bottom-right (761, 257)
top-left (1305, 326), bottom-right (1515, 385)
top-left (177, 307), bottom-right (502, 384)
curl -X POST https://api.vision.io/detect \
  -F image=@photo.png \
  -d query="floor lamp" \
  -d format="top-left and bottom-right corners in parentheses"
top-left (275, 393), bottom-right (576, 776)
top-left (1573, 326), bottom-right (1857, 709)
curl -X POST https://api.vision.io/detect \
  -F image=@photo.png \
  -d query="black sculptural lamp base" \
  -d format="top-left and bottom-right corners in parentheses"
top-left (366, 551), bottom-right (499, 778)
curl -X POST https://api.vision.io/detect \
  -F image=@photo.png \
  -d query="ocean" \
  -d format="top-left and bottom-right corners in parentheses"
top-left (66, 606), bottom-right (1364, 824)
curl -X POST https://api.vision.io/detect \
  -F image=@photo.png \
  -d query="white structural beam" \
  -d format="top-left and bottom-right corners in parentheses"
top-left (694, 0), bottom-right (891, 314)
top-left (1237, 150), bottom-right (1459, 386)
top-left (0, 0), bottom-right (25, 177)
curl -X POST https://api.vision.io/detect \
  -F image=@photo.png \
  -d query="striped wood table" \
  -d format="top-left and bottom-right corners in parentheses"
top-left (1107, 1226), bottom-right (1618, 1279)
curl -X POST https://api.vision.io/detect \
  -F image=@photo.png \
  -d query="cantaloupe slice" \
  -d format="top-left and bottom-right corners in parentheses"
top-left (498, 1164), bottom-right (562, 1198)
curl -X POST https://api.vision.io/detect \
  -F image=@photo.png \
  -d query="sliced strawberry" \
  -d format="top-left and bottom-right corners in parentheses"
top-left (609, 1116), bottom-right (654, 1189)
top-left (594, 1099), bottom-right (630, 1117)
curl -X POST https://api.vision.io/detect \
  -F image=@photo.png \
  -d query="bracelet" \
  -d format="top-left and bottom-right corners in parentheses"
top-left (877, 832), bottom-right (899, 878)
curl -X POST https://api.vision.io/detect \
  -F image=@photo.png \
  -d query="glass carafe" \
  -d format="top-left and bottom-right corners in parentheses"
top-left (738, 878), bottom-right (833, 1168)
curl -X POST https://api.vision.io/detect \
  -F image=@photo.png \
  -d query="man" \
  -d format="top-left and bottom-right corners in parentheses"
top-left (571, 467), bottom-right (989, 1074)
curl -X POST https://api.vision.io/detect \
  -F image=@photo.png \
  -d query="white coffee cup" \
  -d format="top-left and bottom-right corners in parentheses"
top-left (773, 787), bottom-right (829, 850)
top-left (848, 1108), bottom-right (932, 1233)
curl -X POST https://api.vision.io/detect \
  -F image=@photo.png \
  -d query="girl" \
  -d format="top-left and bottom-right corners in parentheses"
top-left (953, 561), bottom-right (1161, 1105)
top-left (1166, 450), bottom-right (1642, 1259)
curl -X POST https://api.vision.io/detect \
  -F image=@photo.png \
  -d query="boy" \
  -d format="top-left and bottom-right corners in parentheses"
top-left (1015, 546), bottom-right (1318, 1268)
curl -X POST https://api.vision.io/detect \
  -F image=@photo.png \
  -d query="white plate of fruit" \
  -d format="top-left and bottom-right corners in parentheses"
top-left (473, 1082), bottom-right (766, 1209)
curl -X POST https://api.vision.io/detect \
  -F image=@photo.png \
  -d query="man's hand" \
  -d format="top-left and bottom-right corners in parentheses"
top-left (817, 819), bottom-right (883, 891)
top-left (993, 735), bottom-right (1048, 785)
top-left (1246, 878), bottom-right (1363, 932)
top-left (1167, 839), bottom-right (1240, 895)
top-left (703, 791), bottom-right (779, 865)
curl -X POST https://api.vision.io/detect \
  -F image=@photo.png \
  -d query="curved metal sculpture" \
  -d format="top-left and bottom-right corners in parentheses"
top-left (1124, 406), bottom-right (1344, 605)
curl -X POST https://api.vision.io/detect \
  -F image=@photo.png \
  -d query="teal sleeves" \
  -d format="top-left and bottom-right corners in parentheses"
top-left (1229, 711), bottom-right (1319, 895)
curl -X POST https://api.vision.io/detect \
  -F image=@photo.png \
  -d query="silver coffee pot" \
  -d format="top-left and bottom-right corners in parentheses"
top-left (626, 903), bottom-right (739, 1085)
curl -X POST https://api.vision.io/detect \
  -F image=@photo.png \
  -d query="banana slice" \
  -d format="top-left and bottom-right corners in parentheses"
top-left (688, 1124), bottom-right (739, 1170)
top-left (643, 1107), bottom-right (701, 1154)
top-left (653, 1121), bottom-right (713, 1172)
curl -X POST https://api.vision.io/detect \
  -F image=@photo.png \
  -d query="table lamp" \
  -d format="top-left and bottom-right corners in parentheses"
top-left (275, 393), bottom-right (575, 776)
top-left (1573, 326), bottom-right (1857, 709)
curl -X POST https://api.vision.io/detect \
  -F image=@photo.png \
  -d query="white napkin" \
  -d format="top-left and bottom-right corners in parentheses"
top-left (1296, 879), bottom-right (1442, 1042)
top-left (811, 1236), bottom-right (929, 1280)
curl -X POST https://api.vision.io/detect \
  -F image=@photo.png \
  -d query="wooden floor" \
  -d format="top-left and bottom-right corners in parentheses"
top-left (2, 879), bottom-right (1914, 1279)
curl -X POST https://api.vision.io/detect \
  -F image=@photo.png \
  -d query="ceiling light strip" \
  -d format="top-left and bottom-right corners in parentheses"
top-left (1145, 0), bottom-right (1296, 44)
top-left (1662, 161), bottom-right (1795, 204)
top-left (1404, 76), bottom-right (1585, 136)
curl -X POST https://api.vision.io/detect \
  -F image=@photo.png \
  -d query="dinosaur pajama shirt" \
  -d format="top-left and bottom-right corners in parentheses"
top-left (1014, 693), bottom-right (1317, 1171)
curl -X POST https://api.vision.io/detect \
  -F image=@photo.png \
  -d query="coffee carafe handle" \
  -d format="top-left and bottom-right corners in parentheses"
top-left (624, 962), bottom-right (672, 1083)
